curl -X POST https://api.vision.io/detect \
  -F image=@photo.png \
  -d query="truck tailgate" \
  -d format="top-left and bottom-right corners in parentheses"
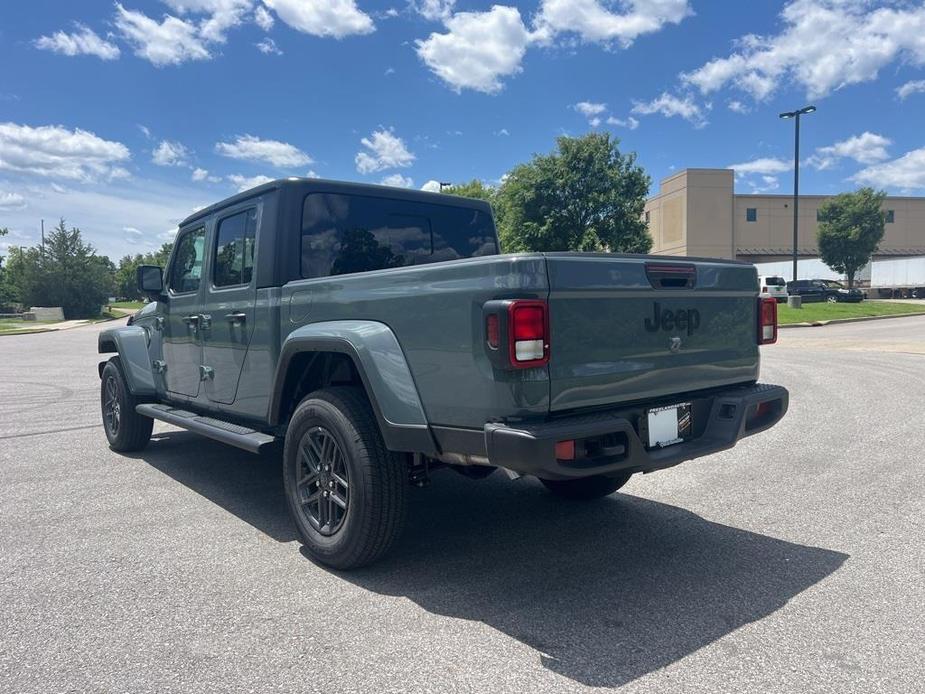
top-left (546, 254), bottom-right (760, 412)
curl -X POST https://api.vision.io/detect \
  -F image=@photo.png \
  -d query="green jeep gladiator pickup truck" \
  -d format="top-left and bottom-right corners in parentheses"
top-left (99, 178), bottom-right (788, 569)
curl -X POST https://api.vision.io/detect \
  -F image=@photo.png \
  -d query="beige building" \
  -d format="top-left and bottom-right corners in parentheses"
top-left (644, 168), bottom-right (925, 262)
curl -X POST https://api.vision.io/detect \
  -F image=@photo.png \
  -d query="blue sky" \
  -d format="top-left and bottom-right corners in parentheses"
top-left (1, 0), bottom-right (925, 259)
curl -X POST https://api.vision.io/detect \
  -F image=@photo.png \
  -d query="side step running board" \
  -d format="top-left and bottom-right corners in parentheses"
top-left (136, 403), bottom-right (277, 454)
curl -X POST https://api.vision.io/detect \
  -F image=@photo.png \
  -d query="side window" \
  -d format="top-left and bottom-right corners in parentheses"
top-left (168, 227), bottom-right (206, 294)
top-left (213, 208), bottom-right (257, 287)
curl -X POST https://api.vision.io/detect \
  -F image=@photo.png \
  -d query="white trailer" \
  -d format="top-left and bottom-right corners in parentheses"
top-left (869, 256), bottom-right (925, 298)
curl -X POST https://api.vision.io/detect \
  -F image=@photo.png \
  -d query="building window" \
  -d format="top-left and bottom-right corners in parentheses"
top-left (886, 210), bottom-right (895, 223)
top-left (645, 210), bottom-right (650, 223)
top-left (816, 209), bottom-right (823, 222)
top-left (746, 208), bottom-right (757, 222)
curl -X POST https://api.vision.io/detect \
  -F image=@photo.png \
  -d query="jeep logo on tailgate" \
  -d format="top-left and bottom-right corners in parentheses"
top-left (644, 302), bottom-right (701, 336)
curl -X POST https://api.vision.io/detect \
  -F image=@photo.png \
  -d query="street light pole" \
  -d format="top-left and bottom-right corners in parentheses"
top-left (779, 105), bottom-right (816, 283)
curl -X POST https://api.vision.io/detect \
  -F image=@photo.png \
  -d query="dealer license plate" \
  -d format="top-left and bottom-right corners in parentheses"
top-left (646, 403), bottom-right (692, 448)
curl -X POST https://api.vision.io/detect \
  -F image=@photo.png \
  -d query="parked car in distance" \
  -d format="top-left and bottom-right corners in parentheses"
top-left (758, 275), bottom-right (788, 303)
top-left (786, 279), bottom-right (864, 303)
top-left (98, 177), bottom-right (789, 569)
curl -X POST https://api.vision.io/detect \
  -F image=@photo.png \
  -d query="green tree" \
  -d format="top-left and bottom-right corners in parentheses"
top-left (114, 242), bottom-right (174, 300)
top-left (444, 179), bottom-right (496, 204)
top-left (494, 133), bottom-right (651, 253)
top-left (6, 219), bottom-right (114, 318)
top-left (0, 227), bottom-right (10, 309)
top-left (817, 188), bottom-right (887, 288)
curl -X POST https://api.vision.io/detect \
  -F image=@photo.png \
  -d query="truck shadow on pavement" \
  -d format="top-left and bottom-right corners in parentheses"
top-left (136, 431), bottom-right (848, 689)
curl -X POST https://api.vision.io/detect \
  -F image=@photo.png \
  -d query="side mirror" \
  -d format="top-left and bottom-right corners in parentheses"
top-left (137, 265), bottom-right (164, 297)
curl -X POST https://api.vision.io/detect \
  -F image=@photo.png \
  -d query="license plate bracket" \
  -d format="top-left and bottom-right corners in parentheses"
top-left (646, 403), bottom-right (692, 448)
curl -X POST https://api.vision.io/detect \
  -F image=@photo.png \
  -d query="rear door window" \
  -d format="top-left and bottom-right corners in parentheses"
top-left (213, 208), bottom-right (257, 287)
top-left (765, 276), bottom-right (785, 286)
top-left (300, 193), bottom-right (497, 278)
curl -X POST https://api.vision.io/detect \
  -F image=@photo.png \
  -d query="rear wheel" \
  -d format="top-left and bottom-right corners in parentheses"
top-left (826, 294), bottom-right (839, 303)
top-left (101, 358), bottom-right (153, 452)
top-left (283, 387), bottom-right (407, 570)
top-left (540, 472), bottom-right (632, 500)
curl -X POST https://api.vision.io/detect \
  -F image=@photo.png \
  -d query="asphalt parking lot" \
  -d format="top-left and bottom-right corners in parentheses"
top-left (1, 317), bottom-right (923, 693)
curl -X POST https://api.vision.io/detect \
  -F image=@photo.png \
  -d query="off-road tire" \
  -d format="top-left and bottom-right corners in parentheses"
top-left (540, 472), bottom-right (633, 500)
top-left (283, 387), bottom-right (407, 570)
top-left (101, 357), bottom-right (153, 452)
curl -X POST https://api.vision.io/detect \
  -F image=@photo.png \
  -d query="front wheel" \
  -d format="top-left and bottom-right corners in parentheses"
top-left (283, 387), bottom-right (407, 570)
top-left (540, 472), bottom-right (633, 500)
top-left (101, 358), bottom-right (153, 452)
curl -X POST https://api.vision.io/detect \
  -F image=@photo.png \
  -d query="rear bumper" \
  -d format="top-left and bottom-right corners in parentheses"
top-left (484, 383), bottom-right (788, 480)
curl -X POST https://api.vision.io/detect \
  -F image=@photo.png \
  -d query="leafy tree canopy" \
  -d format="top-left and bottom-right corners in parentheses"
top-left (817, 188), bottom-right (887, 288)
top-left (2, 219), bottom-right (114, 318)
top-left (492, 133), bottom-right (652, 254)
top-left (114, 242), bottom-right (174, 300)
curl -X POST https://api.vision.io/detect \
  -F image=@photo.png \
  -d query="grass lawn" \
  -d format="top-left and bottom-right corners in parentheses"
top-left (0, 318), bottom-right (59, 334)
top-left (108, 300), bottom-right (146, 310)
top-left (779, 300), bottom-right (925, 325)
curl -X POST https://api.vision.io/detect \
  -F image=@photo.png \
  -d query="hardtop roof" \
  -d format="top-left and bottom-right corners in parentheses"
top-left (179, 177), bottom-right (493, 228)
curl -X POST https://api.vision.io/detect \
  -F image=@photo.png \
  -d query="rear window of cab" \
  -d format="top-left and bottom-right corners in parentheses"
top-left (300, 193), bottom-right (498, 279)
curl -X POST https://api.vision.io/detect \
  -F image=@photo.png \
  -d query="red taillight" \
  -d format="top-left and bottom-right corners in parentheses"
top-left (486, 314), bottom-right (500, 350)
top-left (508, 300), bottom-right (549, 367)
top-left (758, 297), bottom-right (778, 345)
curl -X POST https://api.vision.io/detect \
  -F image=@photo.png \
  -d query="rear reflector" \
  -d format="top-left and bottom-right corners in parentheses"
top-left (555, 440), bottom-right (575, 460)
top-left (758, 297), bottom-right (778, 345)
top-left (508, 300), bottom-right (549, 368)
top-left (486, 313), bottom-right (500, 350)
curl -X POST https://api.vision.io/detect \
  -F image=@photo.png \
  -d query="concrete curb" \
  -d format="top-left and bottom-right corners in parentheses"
top-left (780, 311), bottom-right (925, 329)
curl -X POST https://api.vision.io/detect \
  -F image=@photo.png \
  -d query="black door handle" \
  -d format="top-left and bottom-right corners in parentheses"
top-left (225, 312), bottom-right (247, 323)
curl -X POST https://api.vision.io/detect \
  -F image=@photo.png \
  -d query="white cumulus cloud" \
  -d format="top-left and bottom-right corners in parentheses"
top-left (152, 140), bottom-right (191, 167)
top-left (414, 0), bottom-right (456, 21)
top-left (420, 180), bottom-right (442, 192)
top-left (216, 134), bottom-right (313, 167)
top-left (227, 173), bottom-right (274, 191)
top-left (573, 101), bottom-right (607, 118)
top-left (533, 0), bottom-right (692, 46)
top-left (806, 132), bottom-right (891, 170)
top-left (256, 37), bottom-right (282, 54)
top-left (114, 3), bottom-right (211, 66)
top-left (34, 25), bottom-right (121, 60)
top-left (0, 122), bottom-right (131, 182)
top-left (897, 79), bottom-right (925, 100)
top-left (416, 5), bottom-right (531, 94)
top-left (682, 0), bottom-right (925, 100)
top-left (162, 0), bottom-right (254, 43)
top-left (355, 129), bottom-right (414, 174)
top-left (380, 173), bottom-right (414, 188)
top-left (852, 147), bottom-right (925, 190)
top-left (0, 191), bottom-right (27, 210)
top-left (254, 5), bottom-right (275, 31)
top-left (606, 115), bottom-right (639, 130)
top-left (728, 157), bottom-right (792, 177)
top-left (631, 92), bottom-right (707, 127)
top-left (262, 0), bottom-right (374, 39)
top-left (727, 100), bottom-right (749, 114)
